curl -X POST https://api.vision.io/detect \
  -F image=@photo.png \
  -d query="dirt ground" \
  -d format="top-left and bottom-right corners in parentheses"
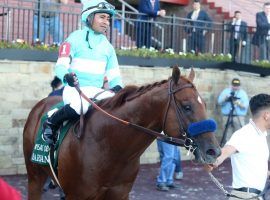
top-left (2, 160), bottom-right (270, 200)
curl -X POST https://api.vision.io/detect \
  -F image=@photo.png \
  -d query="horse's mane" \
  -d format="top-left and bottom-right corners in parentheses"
top-left (98, 75), bottom-right (194, 110)
top-left (98, 79), bottom-right (168, 109)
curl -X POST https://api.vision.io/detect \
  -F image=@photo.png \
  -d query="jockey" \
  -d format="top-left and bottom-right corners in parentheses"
top-left (42, 0), bottom-right (123, 145)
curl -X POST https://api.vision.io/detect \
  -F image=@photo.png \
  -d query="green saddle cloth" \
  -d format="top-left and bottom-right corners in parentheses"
top-left (31, 102), bottom-right (75, 167)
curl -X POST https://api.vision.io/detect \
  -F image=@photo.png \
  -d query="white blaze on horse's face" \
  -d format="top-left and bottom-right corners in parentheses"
top-left (197, 95), bottom-right (203, 105)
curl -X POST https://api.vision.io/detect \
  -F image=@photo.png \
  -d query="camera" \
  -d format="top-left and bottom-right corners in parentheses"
top-left (226, 91), bottom-right (240, 102)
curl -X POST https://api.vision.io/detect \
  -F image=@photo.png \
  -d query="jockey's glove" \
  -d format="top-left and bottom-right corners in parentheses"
top-left (110, 85), bottom-right (122, 93)
top-left (64, 72), bottom-right (78, 87)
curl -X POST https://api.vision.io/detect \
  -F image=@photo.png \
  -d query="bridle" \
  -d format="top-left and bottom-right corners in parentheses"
top-left (161, 78), bottom-right (197, 151)
top-left (74, 78), bottom-right (197, 150)
top-left (162, 79), bottom-right (194, 144)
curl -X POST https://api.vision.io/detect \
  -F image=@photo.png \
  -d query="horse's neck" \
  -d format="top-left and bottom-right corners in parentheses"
top-left (85, 86), bottom-right (167, 161)
top-left (124, 90), bottom-right (166, 130)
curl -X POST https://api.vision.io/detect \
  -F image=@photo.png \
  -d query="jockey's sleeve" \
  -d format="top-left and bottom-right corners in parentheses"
top-left (105, 49), bottom-right (123, 88)
top-left (55, 40), bottom-right (73, 83)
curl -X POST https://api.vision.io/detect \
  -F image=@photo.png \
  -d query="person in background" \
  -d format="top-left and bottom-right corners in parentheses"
top-left (252, 2), bottom-right (270, 61)
top-left (229, 11), bottom-right (247, 63)
top-left (174, 147), bottom-right (183, 180)
top-left (48, 76), bottom-right (64, 96)
top-left (136, 0), bottom-right (166, 48)
top-left (185, 0), bottom-right (212, 53)
top-left (33, 0), bottom-right (68, 45)
top-left (206, 93), bottom-right (270, 200)
top-left (156, 138), bottom-right (180, 191)
top-left (217, 78), bottom-right (249, 144)
top-left (42, 0), bottom-right (123, 146)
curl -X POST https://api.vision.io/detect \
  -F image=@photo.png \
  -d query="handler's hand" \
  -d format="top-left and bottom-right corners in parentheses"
top-left (203, 158), bottom-right (220, 172)
top-left (203, 164), bottom-right (215, 172)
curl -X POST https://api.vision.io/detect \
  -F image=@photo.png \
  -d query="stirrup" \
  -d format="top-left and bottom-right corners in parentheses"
top-left (42, 121), bottom-right (56, 145)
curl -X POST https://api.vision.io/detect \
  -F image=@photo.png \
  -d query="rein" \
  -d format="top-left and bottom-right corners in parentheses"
top-left (74, 80), bottom-right (195, 149)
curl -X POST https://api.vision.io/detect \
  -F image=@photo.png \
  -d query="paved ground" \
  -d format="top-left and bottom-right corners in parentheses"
top-left (2, 160), bottom-right (270, 200)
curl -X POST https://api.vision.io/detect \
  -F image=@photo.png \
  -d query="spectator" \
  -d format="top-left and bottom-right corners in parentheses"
top-left (113, 19), bottom-right (122, 35)
top-left (252, 2), bottom-right (270, 61)
top-left (156, 138), bottom-right (180, 191)
top-left (0, 178), bottom-right (21, 200)
top-left (217, 78), bottom-right (249, 145)
top-left (48, 76), bottom-right (64, 96)
top-left (33, 0), bottom-right (68, 45)
top-left (136, 0), bottom-right (166, 48)
top-left (229, 11), bottom-right (248, 63)
top-left (185, 0), bottom-right (212, 53)
top-left (206, 93), bottom-right (270, 200)
top-left (42, 0), bottom-right (123, 145)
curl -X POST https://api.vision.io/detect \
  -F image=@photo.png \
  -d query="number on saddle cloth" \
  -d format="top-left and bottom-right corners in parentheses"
top-left (30, 102), bottom-right (75, 166)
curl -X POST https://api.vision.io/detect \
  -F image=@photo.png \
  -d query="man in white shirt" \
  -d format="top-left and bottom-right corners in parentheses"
top-left (207, 93), bottom-right (270, 200)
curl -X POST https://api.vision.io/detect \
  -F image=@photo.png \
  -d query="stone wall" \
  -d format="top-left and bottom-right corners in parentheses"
top-left (1, 60), bottom-right (270, 175)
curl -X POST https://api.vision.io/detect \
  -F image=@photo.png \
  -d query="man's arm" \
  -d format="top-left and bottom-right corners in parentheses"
top-left (215, 145), bottom-right (237, 166)
top-left (235, 90), bottom-right (249, 110)
top-left (205, 145), bottom-right (237, 171)
top-left (202, 11), bottom-right (212, 28)
top-left (217, 89), bottom-right (229, 106)
top-left (243, 22), bottom-right (248, 39)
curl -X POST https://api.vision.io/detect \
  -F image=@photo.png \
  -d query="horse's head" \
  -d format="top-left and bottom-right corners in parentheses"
top-left (162, 66), bottom-right (221, 164)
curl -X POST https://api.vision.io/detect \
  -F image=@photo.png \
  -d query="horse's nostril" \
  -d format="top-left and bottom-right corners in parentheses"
top-left (206, 148), bottom-right (221, 157)
top-left (206, 148), bottom-right (217, 156)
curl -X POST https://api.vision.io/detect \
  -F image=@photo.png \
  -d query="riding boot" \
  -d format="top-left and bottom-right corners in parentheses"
top-left (42, 104), bottom-right (79, 145)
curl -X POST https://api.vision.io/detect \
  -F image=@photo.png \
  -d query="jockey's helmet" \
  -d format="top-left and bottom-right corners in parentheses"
top-left (81, 0), bottom-right (116, 23)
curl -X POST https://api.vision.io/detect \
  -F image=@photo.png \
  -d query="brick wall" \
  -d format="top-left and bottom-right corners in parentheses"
top-left (1, 60), bottom-right (270, 175)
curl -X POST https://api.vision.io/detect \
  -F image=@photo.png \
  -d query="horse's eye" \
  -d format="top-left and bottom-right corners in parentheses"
top-left (183, 105), bottom-right (192, 112)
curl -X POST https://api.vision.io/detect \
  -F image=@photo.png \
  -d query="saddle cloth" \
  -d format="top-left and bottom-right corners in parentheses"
top-left (31, 102), bottom-right (75, 167)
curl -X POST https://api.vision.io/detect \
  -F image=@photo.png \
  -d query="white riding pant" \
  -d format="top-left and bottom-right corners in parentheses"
top-left (63, 86), bottom-right (115, 114)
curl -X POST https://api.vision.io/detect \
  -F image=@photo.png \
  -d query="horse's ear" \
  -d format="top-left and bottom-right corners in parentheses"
top-left (172, 66), bottom-right (180, 84)
top-left (188, 68), bottom-right (195, 82)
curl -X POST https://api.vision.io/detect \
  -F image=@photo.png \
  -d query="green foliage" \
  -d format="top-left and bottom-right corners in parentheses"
top-left (0, 40), bottom-right (58, 51)
top-left (252, 60), bottom-right (270, 68)
top-left (116, 48), bottom-right (232, 62)
top-left (1, 41), bottom-right (270, 68)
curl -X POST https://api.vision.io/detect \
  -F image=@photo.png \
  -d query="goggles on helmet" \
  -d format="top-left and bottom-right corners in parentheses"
top-left (81, 2), bottom-right (115, 15)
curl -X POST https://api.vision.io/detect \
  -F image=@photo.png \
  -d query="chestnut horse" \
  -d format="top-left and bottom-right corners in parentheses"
top-left (23, 67), bottom-right (221, 200)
